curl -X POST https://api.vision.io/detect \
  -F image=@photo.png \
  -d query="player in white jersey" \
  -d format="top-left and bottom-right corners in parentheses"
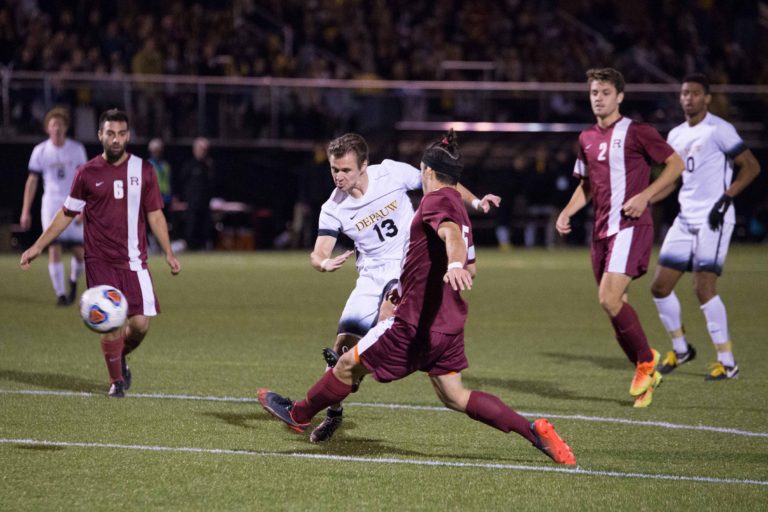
top-left (650, 74), bottom-right (761, 381)
top-left (20, 108), bottom-right (88, 306)
top-left (308, 132), bottom-right (500, 442)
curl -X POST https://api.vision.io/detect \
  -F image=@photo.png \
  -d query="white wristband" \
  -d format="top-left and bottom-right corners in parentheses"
top-left (447, 261), bottom-right (464, 270)
top-left (320, 258), bottom-right (330, 271)
top-left (471, 198), bottom-right (482, 211)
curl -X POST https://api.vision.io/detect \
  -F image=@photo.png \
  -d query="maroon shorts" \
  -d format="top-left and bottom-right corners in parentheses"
top-left (591, 225), bottom-right (653, 284)
top-left (356, 318), bottom-right (469, 383)
top-left (86, 260), bottom-right (160, 317)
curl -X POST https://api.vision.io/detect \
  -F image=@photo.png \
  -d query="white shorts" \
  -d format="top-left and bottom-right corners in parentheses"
top-left (658, 217), bottom-right (734, 276)
top-left (338, 261), bottom-right (401, 338)
top-left (42, 199), bottom-right (83, 244)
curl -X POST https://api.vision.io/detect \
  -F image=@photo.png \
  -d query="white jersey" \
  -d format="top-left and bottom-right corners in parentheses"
top-left (666, 113), bottom-right (746, 225)
top-left (318, 159), bottom-right (422, 272)
top-left (28, 138), bottom-right (88, 207)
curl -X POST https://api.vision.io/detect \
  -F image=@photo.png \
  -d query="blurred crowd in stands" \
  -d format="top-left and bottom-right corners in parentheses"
top-left (2, 0), bottom-right (766, 83)
top-left (1, 0), bottom-right (766, 247)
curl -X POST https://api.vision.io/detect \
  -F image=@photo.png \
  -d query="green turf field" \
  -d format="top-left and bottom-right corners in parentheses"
top-left (1, 247), bottom-right (767, 510)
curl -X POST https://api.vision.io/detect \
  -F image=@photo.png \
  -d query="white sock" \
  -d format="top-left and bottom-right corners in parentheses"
top-left (700, 295), bottom-right (729, 345)
top-left (70, 257), bottom-right (85, 283)
top-left (701, 295), bottom-right (734, 366)
top-left (717, 351), bottom-right (736, 367)
top-left (48, 262), bottom-right (66, 296)
top-left (495, 226), bottom-right (510, 245)
top-left (653, 292), bottom-right (687, 352)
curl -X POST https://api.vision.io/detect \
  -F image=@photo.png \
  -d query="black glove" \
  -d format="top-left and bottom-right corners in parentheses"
top-left (708, 194), bottom-right (733, 231)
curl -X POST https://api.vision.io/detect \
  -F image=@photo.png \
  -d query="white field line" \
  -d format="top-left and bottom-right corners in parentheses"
top-left (2, 438), bottom-right (767, 487)
top-left (2, 388), bottom-right (768, 439)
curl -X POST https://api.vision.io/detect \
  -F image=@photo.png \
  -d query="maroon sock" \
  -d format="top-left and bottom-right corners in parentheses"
top-left (291, 370), bottom-right (353, 424)
top-left (465, 391), bottom-right (536, 444)
top-left (100, 336), bottom-right (125, 383)
top-left (610, 303), bottom-right (653, 363)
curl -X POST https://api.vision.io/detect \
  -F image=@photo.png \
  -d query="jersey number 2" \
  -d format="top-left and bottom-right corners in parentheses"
top-left (373, 219), bottom-right (398, 242)
top-left (597, 142), bottom-right (608, 161)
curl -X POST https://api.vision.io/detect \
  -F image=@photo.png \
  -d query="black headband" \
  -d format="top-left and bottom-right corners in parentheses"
top-left (422, 148), bottom-right (463, 179)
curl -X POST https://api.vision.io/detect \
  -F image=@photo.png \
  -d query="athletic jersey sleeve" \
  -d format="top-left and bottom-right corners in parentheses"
top-left (573, 136), bottom-right (587, 178)
top-left (422, 193), bottom-right (475, 265)
top-left (142, 161), bottom-right (164, 212)
top-left (713, 120), bottom-right (747, 158)
top-left (63, 167), bottom-right (86, 216)
top-left (384, 159), bottom-right (422, 190)
top-left (317, 205), bottom-right (341, 238)
top-left (28, 145), bottom-right (43, 174)
top-left (634, 123), bottom-right (675, 164)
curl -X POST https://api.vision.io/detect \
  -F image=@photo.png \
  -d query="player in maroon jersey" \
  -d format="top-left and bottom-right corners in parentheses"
top-left (258, 131), bottom-right (575, 465)
top-left (556, 68), bottom-right (684, 407)
top-left (20, 109), bottom-right (181, 398)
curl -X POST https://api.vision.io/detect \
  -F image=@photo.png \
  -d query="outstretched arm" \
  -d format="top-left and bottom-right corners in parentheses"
top-left (556, 179), bottom-right (591, 236)
top-left (456, 183), bottom-right (501, 214)
top-left (20, 209), bottom-right (74, 269)
top-left (310, 235), bottom-right (353, 272)
top-left (147, 209), bottom-right (181, 275)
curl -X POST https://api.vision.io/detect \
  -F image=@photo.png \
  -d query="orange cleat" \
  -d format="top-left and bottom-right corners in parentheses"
top-left (630, 349), bottom-right (660, 396)
top-left (530, 418), bottom-right (576, 465)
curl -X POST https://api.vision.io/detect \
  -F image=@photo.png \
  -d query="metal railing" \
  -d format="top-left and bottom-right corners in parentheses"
top-left (2, 70), bottom-right (767, 148)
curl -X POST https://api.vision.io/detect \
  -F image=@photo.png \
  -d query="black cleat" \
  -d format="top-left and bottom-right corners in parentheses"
top-left (657, 344), bottom-right (696, 375)
top-left (322, 348), bottom-right (340, 368)
top-left (121, 357), bottom-right (132, 391)
top-left (56, 295), bottom-right (69, 307)
top-left (257, 388), bottom-right (309, 433)
top-left (309, 409), bottom-right (343, 443)
top-left (108, 380), bottom-right (126, 398)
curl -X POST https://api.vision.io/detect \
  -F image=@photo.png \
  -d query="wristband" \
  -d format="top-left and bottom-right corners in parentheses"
top-left (447, 261), bottom-right (464, 270)
top-left (471, 198), bottom-right (482, 211)
top-left (320, 258), bottom-right (330, 271)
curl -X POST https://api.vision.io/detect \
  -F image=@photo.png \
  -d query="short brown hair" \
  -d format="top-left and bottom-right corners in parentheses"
top-left (98, 108), bottom-right (130, 130)
top-left (327, 133), bottom-right (369, 168)
top-left (586, 67), bottom-right (625, 94)
top-left (43, 107), bottom-right (69, 131)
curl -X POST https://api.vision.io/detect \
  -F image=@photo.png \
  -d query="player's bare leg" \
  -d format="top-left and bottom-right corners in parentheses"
top-left (651, 265), bottom-right (696, 374)
top-left (694, 271), bottom-right (738, 380)
top-left (311, 332), bottom-right (360, 442)
top-left (430, 373), bottom-right (575, 465)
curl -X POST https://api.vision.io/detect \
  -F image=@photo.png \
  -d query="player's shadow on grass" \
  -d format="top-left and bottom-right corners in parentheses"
top-left (462, 374), bottom-right (626, 406)
top-left (203, 411), bottom-right (263, 429)
top-left (0, 369), bottom-right (103, 393)
top-left (544, 351), bottom-right (629, 371)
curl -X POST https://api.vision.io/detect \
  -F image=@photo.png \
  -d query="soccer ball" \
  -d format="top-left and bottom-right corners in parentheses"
top-left (79, 285), bottom-right (128, 333)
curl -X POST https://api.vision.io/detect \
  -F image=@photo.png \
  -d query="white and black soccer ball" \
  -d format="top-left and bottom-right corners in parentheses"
top-left (79, 285), bottom-right (128, 333)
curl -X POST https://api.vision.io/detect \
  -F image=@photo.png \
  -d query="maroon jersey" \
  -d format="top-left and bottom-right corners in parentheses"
top-left (395, 187), bottom-right (475, 334)
top-left (573, 117), bottom-right (674, 240)
top-left (63, 154), bottom-right (163, 270)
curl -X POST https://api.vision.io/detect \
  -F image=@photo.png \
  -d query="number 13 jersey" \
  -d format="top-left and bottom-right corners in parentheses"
top-left (318, 159), bottom-right (422, 271)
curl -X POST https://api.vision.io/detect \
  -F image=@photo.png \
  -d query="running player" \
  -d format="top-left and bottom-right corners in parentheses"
top-left (20, 107), bottom-right (88, 305)
top-left (556, 68), bottom-right (685, 407)
top-left (650, 74), bottom-right (761, 381)
top-left (259, 131), bottom-right (575, 465)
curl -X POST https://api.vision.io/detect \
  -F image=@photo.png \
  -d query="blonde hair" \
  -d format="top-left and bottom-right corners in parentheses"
top-left (43, 107), bottom-right (70, 131)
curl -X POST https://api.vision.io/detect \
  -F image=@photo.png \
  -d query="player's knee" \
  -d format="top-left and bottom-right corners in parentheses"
top-left (650, 280), bottom-right (671, 299)
top-left (334, 351), bottom-right (359, 382)
top-left (437, 388), bottom-right (470, 412)
top-left (598, 294), bottom-right (622, 316)
top-left (333, 334), bottom-right (360, 354)
top-left (128, 316), bottom-right (150, 337)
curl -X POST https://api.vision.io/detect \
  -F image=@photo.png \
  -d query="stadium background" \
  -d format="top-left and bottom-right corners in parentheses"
top-left (1, 0), bottom-right (766, 251)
